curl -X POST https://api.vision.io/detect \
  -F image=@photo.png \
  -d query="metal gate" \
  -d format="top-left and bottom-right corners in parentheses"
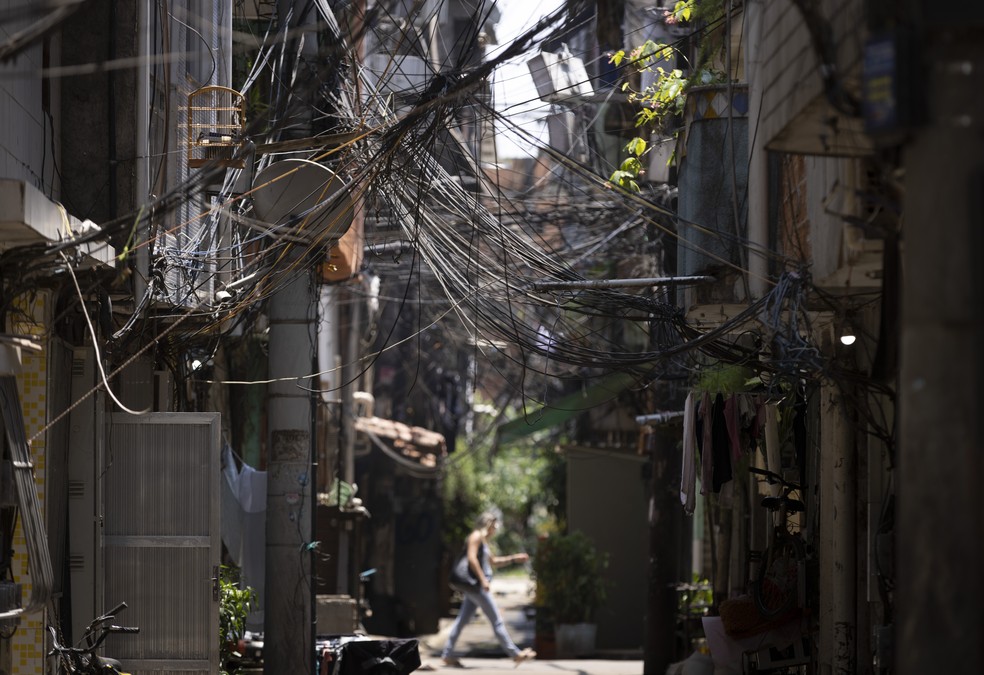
top-left (102, 413), bottom-right (221, 675)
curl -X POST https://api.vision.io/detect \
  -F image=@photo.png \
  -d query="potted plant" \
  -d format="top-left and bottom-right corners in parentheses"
top-left (532, 531), bottom-right (609, 657)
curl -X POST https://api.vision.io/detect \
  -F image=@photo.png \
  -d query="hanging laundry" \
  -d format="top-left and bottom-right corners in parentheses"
top-left (710, 393), bottom-right (733, 492)
top-left (681, 391), bottom-right (697, 515)
top-left (724, 395), bottom-right (742, 464)
top-left (221, 444), bottom-right (267, 631)
top-left (697, 391), bottom-right (714, 495)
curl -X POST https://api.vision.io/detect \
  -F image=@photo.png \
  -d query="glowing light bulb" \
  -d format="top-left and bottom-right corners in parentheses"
top-left (839, 334), bottom-right (857, 346)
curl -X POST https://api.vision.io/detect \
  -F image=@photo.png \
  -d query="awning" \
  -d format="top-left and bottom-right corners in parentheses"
top-left (0, 179), bottom-right (115, 267)
top-left (496, 371), bottom-right (639, 444)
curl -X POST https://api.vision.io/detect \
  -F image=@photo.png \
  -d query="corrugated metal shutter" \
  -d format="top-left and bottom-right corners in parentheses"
top-left (102, 413), bottom-right (221, 675)
top-left (68, 346), bottom-right (105, 642)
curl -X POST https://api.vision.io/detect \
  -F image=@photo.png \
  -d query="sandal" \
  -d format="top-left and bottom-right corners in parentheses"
top-left (513, 648), bottom-right (536, 666)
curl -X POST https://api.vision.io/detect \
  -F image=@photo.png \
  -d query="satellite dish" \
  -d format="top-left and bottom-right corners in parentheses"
top-left (251, 158), bottom-right (354, 243)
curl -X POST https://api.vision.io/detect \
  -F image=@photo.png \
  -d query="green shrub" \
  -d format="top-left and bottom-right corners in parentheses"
top-left (219, 565), bottom-right (255, 675)
top-left (532, 531), bottom-right (608, 624)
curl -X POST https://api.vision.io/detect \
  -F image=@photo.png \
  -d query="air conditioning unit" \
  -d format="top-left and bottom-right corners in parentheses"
top-left (528, 50), bottom-right (594, 103)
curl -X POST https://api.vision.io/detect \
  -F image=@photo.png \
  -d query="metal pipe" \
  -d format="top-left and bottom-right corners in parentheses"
top-left (635, 411), bottom-right (685, 425)
top-left (135, 0), bottom-right (151, 305)
top-left (745, 0), bottom-right (770, 299)
top-left (531, 276), bottom-right (715, 291)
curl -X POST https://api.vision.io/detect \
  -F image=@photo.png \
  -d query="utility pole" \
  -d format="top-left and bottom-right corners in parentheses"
top-left (264, 261), bottom-right (316, 675)
top-left (898, 25), bottom-right (984, 674)
top-left (818, 364), bottom-right (856, 674)
top-left (264, 2), bottom-right (319, 672)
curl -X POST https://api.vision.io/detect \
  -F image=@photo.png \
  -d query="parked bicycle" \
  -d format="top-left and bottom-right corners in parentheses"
top-left (749, 466), bottom-right (808, 620)
top-left (48, 602), bottom-right (140, 675)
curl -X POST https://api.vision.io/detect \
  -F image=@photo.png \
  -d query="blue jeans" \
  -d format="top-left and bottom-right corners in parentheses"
top-left (442, 585), bottom-right (520, 659)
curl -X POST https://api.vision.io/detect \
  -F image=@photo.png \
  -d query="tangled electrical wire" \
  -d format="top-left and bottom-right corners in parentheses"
top-left (0, 0), bottom-right (880, 418)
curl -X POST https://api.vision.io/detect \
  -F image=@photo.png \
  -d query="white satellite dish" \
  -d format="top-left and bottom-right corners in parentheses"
top-left (251, 158), bottom-right (354, 243)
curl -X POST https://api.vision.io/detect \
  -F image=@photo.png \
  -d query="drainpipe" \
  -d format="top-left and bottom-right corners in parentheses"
top-left (108, 0), bottom-right (118, 222)
top-left (744, 0), bottom-right (769, 299)
top-left (135, 0), bottom-right (151, 304)
top-left (339, 288), bottom-right (362, 595)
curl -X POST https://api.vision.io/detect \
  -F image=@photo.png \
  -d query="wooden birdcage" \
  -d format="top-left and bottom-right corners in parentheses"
top-left (187, 86), bottom-right (246, 168)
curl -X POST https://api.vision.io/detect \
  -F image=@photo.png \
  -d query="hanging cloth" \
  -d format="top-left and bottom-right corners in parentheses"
top-left (710, 394), bottom-right (733, 492)
top-left (681, 391), bottom-right (697, 515)
top-left (698, 391), bottom-right (714, 495)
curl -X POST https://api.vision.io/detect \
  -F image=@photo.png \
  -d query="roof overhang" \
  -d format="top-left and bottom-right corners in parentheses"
top-left (765, 92), bottom-right (875, 157)
top-left (496, 371), bottom-right (639, 444)
top-left (354, 415), bottom-right (446, 467)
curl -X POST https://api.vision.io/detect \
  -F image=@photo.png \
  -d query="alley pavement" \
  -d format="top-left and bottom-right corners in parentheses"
top-left (413, 575), bottom-right (643, 675)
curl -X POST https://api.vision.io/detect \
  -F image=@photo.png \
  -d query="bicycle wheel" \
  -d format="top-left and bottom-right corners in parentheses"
top-left (753, 535), bottom-right (805, 619)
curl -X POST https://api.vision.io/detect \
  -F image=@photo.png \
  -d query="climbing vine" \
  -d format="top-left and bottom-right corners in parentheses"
top-left (606, 0), bottom-right (728, 192)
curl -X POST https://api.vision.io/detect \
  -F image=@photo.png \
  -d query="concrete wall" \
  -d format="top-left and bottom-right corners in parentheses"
top-left (59, 0), bottom-right (137, 225)
top-left (0, 1), bottom-right (49, 190)
top-left (567, 447), bottom-right (648, 651)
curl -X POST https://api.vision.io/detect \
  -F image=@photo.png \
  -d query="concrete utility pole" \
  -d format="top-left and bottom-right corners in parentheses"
top-left (264, 261), bottom-right (316, 675)
top-left (818, 372), bottom-right (856, 674)
top-left (264, 3), bottom-right (320, 671)
top-left (898, 29), bottom-right (984, 675)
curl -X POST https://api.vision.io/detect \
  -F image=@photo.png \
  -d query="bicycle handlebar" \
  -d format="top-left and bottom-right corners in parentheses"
top-left (108, 627), bottom-right (140, 634)
top-left (749, 466), bottom-right (800, 489)
top-left (49, 603), bottom-right (140, 666)
top-left (105, 602), bottom-right (128, 618)
top-left (748, 466), bottom-right (778, 480)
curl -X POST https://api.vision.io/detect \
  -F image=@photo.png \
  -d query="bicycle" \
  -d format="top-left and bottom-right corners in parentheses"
top-left (48, 602), bottom-right (140, 675)
top-left (749, 467), bottom-right (808, 621)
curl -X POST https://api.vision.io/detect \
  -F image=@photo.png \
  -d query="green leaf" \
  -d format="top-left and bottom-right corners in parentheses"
top-left (673, 0), bottom-right (694, 22)
top-left (626, 137), bottom-right (647, 157)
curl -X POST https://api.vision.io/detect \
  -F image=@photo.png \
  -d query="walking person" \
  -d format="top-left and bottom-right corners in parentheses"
top-left (442, 511), bottom-right (537, 667)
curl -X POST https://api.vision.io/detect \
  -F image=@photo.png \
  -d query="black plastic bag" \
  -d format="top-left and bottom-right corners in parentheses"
top-left (334, 638), bottom-right (421, 675)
